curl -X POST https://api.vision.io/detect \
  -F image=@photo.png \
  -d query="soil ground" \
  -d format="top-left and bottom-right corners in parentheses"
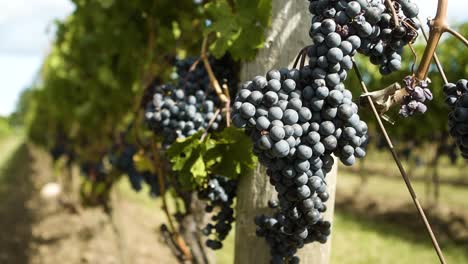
top-left (1, 137), bottom-right (467, 264)
top-left (0, 140), bottom-right (178, 264)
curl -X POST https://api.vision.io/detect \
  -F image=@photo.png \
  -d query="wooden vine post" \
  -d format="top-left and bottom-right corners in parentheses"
top-left (234, 1), bottom-right (338, 263)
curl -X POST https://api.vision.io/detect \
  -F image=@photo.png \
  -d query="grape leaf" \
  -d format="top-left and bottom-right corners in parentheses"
top-left (133, 151), bottom-right (155, 173)
top-left (166, 131), bottom-right (214, 189)
top-left (166, 128), bottom-right (256, 189)
top-left (209, 127), bottom-right (257, 179)
top-left (204, 0), bottom-right (272, 60)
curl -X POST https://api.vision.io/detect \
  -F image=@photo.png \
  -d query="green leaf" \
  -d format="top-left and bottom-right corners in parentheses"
top-left (166, 131), bottom-right (211, 189)
top-left (165, 127), bottom-right (257, 188)
top-left (209, 127), bottom-right (257, 179)
top-left (204, 0), bottom-right (272, 60)
top-left (190, 155), bottom-right (207, 182)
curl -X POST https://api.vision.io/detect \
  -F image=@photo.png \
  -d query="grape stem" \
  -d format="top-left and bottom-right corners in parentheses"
top-left (407, 43), bottom-right (418, 74)
top-left (201, 108), bottom-right (221, 141)
top-left (200, 37), bottom-right (230, 103)
top-left (293, 46), bottom-right (311, 69)
top-left (200, 36), bottom-right (232, 127)
top-left (222, 83), bottom-right (232, 127)
top-left (385, 0), bottom-right (400, 26)
top-left (150, 141), bottom-right (193, 260)
top-left (400, 19), bottom-right (419, 73)
top-left (414, 0), bottom-right (448, 81)
top-left (445, 26), bottom-right (468, 47)
top-left (189, 57), bottom-right (202, 72)
top-left (352, 58), bottom-right (447, 264)
top-left (377, 0), bottom-right (467, 111)
top-left (293, 48), bottom-right (303, 69)
top-left (417, 17), bottom-right (449, 85)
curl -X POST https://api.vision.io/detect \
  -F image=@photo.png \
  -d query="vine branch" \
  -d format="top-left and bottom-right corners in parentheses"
top-left (445, 26), bottom-right (468, 47)
top-left (385, 0), bottom-right (400, 26)
top-left (418, 17), bottom-right (448, 85)
top-left (200, 108), bottom-right (221, 141)
top-left (374, 0), bottom-right (468, 112)
top-left (352, 58), bottom-right (447, 264)
top-left (201, 37), bottom-right (229, 103)
top-left (200, 36), bottom-right (231, 127)
top-left (150, 141), bottom-right (193, 261)
top-left (415, 0), bottom-right (448, 81)
top-left (222, 84), bottom-right (232, 127)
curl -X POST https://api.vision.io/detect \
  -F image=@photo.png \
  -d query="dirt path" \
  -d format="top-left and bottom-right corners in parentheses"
top-left (4, 140), bottom-right (466, 264)
top-left (0, 142), bottom-right (178, 264)
top-left (335, 183), bottom-right (468, 245)
top-left (0, 142), bottom-right (35, 263)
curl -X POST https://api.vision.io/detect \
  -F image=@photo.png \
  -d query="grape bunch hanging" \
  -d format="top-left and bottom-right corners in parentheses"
top-left (444, 79), bottom-right (468, 159)
top-left (145, 56), bottom-right (237, 146)
top-left (232, 0), bottom-right (421, 263)
top-left (145, 83), bottom-right (222, 146)
top-left (199, 175), bottom-right (237, 250)
top-left (49, 132), bottom-right (75, 164)
top-left (144, 56), bottom-right (240, 251)
top-left (399, 76), bottom-right (433, 116)
top-left (80, 161), bottom-right (108, 183)
top-left (109, 143), bottom-right (162, 196)
top-left (310, 0), bottom-right (420, 75)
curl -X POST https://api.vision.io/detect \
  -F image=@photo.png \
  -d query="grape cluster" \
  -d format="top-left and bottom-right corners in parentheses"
top-left (140, 77), bottom-right (162, 108)
top-left (232, 67), bottom-right (368, 261)
top-left (443, 79), bottom-right (468, 159)
top-left (174, 55), bottom-right (239, 97)
top-left (145, 84), bottom-right (223, 146)
top-left (110, 144), bottom-right (142, 191)
top-left (50, 143), bottom-right (66, 161)
top-left (145, 56), bottom-right (238, 146)
top-left (49, 132), bottom-right (75, 165)
top-left (145, 57), bottom-right (240, 249)
top-left (230, 0), bottom-right (395, 261)
top-left (309, 0), bottom-right (419, 75)
top-left (255, 212), bottom-right (331, 264)
top-left (198, 175), bottom-right (237, 250)
top-left (109, 144), bottom-right (162, 196)
top-left (399, 75), bottom-right (433, 116)
top-left (80, 161), bottom-right (108, 182)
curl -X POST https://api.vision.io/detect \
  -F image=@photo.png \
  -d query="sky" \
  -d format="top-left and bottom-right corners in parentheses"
top-left (0, 0), bottom-right (467, 116)
top-left (0, 0), bottom-right (74, 116)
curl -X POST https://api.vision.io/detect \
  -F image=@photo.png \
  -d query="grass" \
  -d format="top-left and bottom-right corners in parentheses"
top-left (332, 159), bottom-right (468, 263)
top-left (215, 223), bottom-right (235, 264)
top-left (0, 117), bottom-right (12, 139)
top-left (331, 212), bottom-right (468, 264)
top-left (0, 135), bottom-right (27, 197)
top-left (0, 136), bottom-right (23, 170)
top-left (338, 166), bottom-right (468, 211)
top-left (198, 209), bottom-right (468, 264)
top-left (116, 176), bottom-right (158, 210)
top-left (351, 146), bottom-right (468, 183)
top-left (1, 134), bottom-right (466, 263)
top-left (0, 136), bottom-right (35, 263)
top-left (114, 151), bottom-right (468, 264)
top-left (116, 177), bottom-right (237, 263)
